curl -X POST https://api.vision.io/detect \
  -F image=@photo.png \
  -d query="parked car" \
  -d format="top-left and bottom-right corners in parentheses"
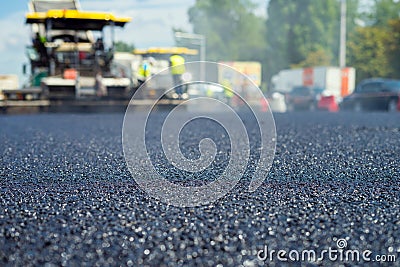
top-left (285, 86), bottom-right (322, 111)
top-left (340, 78), bottom-right (400, 112)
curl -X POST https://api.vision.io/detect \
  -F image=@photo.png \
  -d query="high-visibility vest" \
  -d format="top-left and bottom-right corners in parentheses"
top-left (222, 79), bottom-right (234, 98)
top-left (169, 55), bottom-right (186, 75)
top-left (39, 36), bottom-right (47, 43)
top-left (206, 87), bottom-right (214, 97)
top-left (138, 61), bottom-right (151, 78)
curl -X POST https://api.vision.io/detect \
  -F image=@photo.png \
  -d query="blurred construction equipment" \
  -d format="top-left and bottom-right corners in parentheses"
top-left (132, 47), bottom-right (198, 99)
top-left (24, 0), bottom-right (132, 100)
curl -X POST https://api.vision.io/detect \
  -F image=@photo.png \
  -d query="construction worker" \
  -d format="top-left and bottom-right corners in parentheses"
top-left (222, 79), bottom-right (234, 105)
top-left (94, 37), bottom-right (105, 52)
top-left (137, 57), bottom-right (155, 87)
top-left (95, 70), bottom-right (107, 97)
top-left (33, 32), bottom-right (48, 65)
top-left (206, 86), bottom-right (215, 97)
top-left (169, 54), bottom-right (186, 98)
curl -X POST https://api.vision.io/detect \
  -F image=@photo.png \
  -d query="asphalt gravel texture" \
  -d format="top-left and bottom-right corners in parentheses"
top-left (0, 110), bottom-right (399, 266)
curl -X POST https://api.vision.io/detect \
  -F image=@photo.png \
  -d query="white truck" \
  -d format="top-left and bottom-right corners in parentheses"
top-left (271, 66), bottom-right (356, 101)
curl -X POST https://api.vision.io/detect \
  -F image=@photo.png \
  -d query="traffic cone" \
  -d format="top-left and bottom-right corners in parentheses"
top-left (318, 96), bottom-right (339, 112)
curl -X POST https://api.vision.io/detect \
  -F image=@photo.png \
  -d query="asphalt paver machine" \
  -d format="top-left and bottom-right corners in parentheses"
top-left (25, 0), bottom-right (132, 100)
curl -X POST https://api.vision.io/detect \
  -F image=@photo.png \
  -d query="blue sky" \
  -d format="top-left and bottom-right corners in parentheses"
top-left (0, 1), bottom-right (267, 87)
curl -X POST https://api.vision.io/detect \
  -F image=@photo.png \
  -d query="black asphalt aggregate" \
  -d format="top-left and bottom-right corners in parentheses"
top-left (0, 111), bottom-right (399, 266)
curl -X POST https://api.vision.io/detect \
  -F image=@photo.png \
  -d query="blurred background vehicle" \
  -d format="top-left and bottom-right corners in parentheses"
top-left (340, 78), bottom-right (400, 112)
top-left (24, 0), bottom-right (132, 100)
top-left (285, 85), bottom-right (322, 111)
top-left (271, 66), bottom-right (355, 112)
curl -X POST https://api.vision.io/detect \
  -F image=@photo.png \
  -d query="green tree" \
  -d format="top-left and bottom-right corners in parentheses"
top-left (385, 19), bottom-right (400, 78)
top-left (347, 26), bottom-right (391, 82)
top-left (265, 0), bottom-right (296, 78)
top-left (265, 0), bottom-right (360, 82)
top-left (114, 41), bottom-right (135, 52)
top-left (372, 0), bottom-right (400, 27)
top-left (188, 0), bottom-right (267, 62)
top-left (345, 0), bottom-right (400, 82)
top-left (265, 0), bottom-right (340, 81)
top-left (291, 49), bottom-right (332, 68)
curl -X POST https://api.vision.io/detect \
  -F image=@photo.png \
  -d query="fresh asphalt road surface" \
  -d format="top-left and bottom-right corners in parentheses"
top-left (0, 111), bottom-right (399, 266)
